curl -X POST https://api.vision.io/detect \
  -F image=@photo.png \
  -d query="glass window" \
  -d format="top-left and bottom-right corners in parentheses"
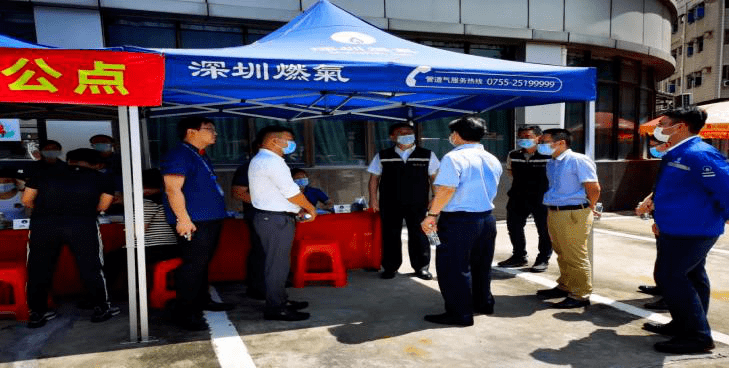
top-left (565, 103), bottom-right (586, 154)
top-left (697, 36), bottom-right (704, 53)
top-left (180, 24), bottom-right (244, 49)
top-left (0, 119), bottom-right (38, 161)
top-left (618, 86), bottom-right (636, 159)
top-left (0, 7), bottom-right (36, 43)
top-left (147, 117), bottom-right (251, 167)
top-left (592, 57), bottom-right (617, 81)
top-left (106, 19), bottom-right (176, 48)
top-left (372, 121), bottom-right (402, 154)
top-left (247, 28), bottom-right (273, 44)
top-left (621, 59), bottom-right (638, 83)
top-left (419, 110), bottom-right (510, 161)
top-left (253, 119), bottom-right (305, 165)
top-left (470, 44), bottom-right (516, 60)
top-left (421, 41), bottom-right (465, 53)
top-left (314, 119), bottom-right (366, 166)
top-left (595, 84), bottom-right (615, 160)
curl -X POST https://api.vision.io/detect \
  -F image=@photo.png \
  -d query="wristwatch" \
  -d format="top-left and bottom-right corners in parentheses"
top-left (426, 211), bottom-right (440, 217)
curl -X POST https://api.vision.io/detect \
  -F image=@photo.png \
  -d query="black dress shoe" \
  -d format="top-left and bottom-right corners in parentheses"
top-left (644, 298), bottom-right (668, 311)
top-left (415, 270), bottom-right (433, 280)
top-left (638, 285), bottom-right (661, 296)
top-left (654, 337), bottom-right (714, 354)
top-left (473, 305), bottom-right (494, 315)
top-left (176, 314), bottom-right (208, 331)
top-left (245, 289), bottom-right (265, 300)
top-left (264, 309), bottom-right (310, 321)
top-left (551, 297), bottom-right (590, 309)
top-left (204, 301), bottom-right (235, 311)
top-left (530, 261), bottom-right (548, 273)
top-left (286, 300), bottom-right (309, 310)
top-left (536, 287), bottom-right (569, 299)
top-left (497, 256), bottom-right (528, 268)
top-left (380, 271), bottom-right (396, 279)
top-left (424, 313), bottom-right (473, 327)
top-left (643, 322), bottom-right (679, 336)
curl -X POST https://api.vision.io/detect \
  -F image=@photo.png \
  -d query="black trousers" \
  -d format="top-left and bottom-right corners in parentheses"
top-left (174, 219), bottom-right (223, 315)
top-left (245, 217), bottom-right (265, 295)
top-left (506, 197), bottom-right (551, 262)
top-left (27, 217), bottom-right (110, 313)
top-left (436, 211), bottom-right (496, 318)
top-left (380, 203), bottom-right (430, 273)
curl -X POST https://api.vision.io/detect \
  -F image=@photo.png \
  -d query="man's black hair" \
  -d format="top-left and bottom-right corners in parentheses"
top-left (256, 125), bottom-right (295, 142)
top-left (388, 122), bottom-right (414, 136)
top-left (40, 140), bottom-right (62, 151)
top-left (177, 116), bottom-right (214, 140)
top-left (517, 125), bottom-right (542, 136)
top-left (448, 116), bottom-right (486, 142)
top-left (542, 128), bottom-right (572, 147)
top-left (291, 168), bottom-right (306, 177)
top-left (662, 106), bottom-right (708, 134)
top-left (89, 134), bottom-right (114, 143)
top-left (66, 148), bottom-right (102, 165)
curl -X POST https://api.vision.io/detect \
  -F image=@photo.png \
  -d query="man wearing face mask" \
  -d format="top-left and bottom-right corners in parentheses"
top-left (497, 126), bottom-right (552, 272)
top-left (90, 134), bottom-right (123, 213)
top-left (535, 128), bottom-right (601, 309)
top-left (291, 168), bottom-right (333, 212)
top-left (639, 107), bottom-right (729, 354)
top-left (0, 168), bottom-right (26, 223)
top-left (26, 140), bottom-right (66, 181)
top-left (368, 123), bottom-right (440, 280)
top-left (249, 125), bottom-right (317, 321)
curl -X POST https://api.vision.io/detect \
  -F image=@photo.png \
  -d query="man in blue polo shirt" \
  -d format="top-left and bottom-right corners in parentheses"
top-left (420, 116), bottom-right (502, 326)
top-left (641, 107), bottom-right (729, 354)
top-left (536, 128), bottom-right (600, 309)
top-left (162, 116), bottom-right (233, 331)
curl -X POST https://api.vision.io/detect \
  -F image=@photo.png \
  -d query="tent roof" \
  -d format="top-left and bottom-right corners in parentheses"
top-left (133, 0), bottom-right (596, 122)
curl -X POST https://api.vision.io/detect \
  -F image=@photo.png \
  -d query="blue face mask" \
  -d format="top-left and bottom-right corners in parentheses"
top-left (93, 143), bottom-right (113, 153)
top-left (537, 143), bottom-right (555, 156)
top-left (650, 146), bottom-right (666, 158)
top-left (41, 150), bottom-right (62, 159)
top-left (517, 139), bottom-right (535, 149)
top-left (294, 178), bottom-right (309, 187)
top-left (397, 134), bottom-right (416, 145)
top-left (282, 140), bottom-right (297, 155)
top-left (0, 182), bottom-right (16, 192)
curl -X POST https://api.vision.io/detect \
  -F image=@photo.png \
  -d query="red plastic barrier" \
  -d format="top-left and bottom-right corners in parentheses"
top-left (208, 219), bottom-right (250, 282)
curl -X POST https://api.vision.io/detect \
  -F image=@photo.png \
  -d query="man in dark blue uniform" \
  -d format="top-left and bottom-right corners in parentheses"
top-left (367, 123), bottom-right (439, 280)
top-left (23, 148), bottom-right (119, 328)
top-left (162, 117), bottom-right (233, 331)
top-left (642, 107), bottom-right (729, 354)
top-left (497, 126), bottom-right (552, 272)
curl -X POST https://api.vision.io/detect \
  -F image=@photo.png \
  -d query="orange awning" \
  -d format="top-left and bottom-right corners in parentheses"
top-left (639, 101), bottom-right (729, 139)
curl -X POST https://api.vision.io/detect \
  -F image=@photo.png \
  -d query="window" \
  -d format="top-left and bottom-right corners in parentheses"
top-left (686, 74), bottom-right (694, 89)
top-left (696, 3), bottom-right (705, 20)
top-left (678, 46), bottom-right (683, 55)
top-left (671, 21), bottom-right (679, 34)
top-left (180, 24), bottom-right (244, 49)
top-left (726, 30), bottom-right (729, 45)
top-left (313, 120), bottom-right (366, 166)
top-left (687, 42), bottom-right (694, 57)
top-left (668, 81), bottom-right (676, 93)
top-left (723, 65), bottom-right (729, 80)
top-left (694, 72), bottom-right (703, 87)
top-left (688, 9), bottom-right (695, 23)
top-left (106, 19), bottom-right (176, 48)
top-left (671, 49), bottom-right (677, 59)
top-left (0, 6), bottom-right (36, 42)
top-left (697, 36), bottom-right (704, 53)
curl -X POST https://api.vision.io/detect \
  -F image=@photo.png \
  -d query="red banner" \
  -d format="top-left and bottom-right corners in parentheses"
top-left (0, 48), bottom-right (164, 106)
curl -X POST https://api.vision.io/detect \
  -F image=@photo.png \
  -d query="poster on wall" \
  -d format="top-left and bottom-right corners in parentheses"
top-left (0, 119), bottom-right (21, 141)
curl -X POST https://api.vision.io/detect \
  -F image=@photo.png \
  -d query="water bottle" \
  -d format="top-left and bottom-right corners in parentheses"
top-left (594, 202), bottom-right (603, 220)
top-left (426, 230), bottom-right (440, 248)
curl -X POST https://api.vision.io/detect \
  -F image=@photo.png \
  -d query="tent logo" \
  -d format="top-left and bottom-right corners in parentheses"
top-left (331, 32), bottom-right (376, 45)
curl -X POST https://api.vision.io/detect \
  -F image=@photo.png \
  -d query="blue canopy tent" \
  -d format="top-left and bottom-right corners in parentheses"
top-left (133, 0), bottom-right (596, 123)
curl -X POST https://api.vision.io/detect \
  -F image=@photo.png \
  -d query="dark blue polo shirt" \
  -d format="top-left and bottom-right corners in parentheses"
top-left (303, 186), bottom-right (329, 207)
top-left (161, 142), bottom-right (226, 224)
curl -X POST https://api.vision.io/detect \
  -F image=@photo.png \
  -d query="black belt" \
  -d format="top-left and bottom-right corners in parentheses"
top-left (547, 203), bottom-right (590, 211)
top-left (254, 209), bottom-right (297, 218)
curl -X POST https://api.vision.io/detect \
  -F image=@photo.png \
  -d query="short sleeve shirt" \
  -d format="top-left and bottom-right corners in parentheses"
top-left (434, 144), bottom-right (502, 212)
top-left (248, 149), bottom-right (301, 213)
top-left (160, 142), bottom-right (226, 223)
top-left (367, 146), bottom-right (440, 176)
top-left (303, 186), bottom-right (329, 206)
top-left (542, 149), bottom-right (598, 206)
top-left (26, 165), bottom-right (115, 218)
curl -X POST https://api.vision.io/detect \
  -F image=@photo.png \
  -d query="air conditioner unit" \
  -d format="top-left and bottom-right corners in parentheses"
top-left (674, 93), bottom-right (693, 107)
top-left (723, 80), bottom-right (729, 87)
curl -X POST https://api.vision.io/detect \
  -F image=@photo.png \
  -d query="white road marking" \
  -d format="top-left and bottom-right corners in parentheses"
top-left (492, 265), bottom-right (729, 346)
top-left (593, 228), bottom-right (729, 256)
top-left (206, 287), bottom-right (256, 368)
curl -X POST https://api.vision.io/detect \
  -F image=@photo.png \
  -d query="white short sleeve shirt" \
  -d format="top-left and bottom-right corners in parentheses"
top-left (248, 149), bottom-right (302, 213)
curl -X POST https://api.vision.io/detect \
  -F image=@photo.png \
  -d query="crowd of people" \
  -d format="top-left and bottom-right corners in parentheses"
top-left (5, 107), bottom-right (729, 355)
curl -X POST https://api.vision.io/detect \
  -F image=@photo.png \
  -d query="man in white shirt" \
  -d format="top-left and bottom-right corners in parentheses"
top-left (368, 123), bottom-right (439, 280)
top-left (249, 125), bottom-right (317, 321)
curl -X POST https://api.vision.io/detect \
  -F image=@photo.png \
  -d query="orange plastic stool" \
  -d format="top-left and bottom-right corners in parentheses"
top-left (292, 239), bottom-right (347, 288)
top-left (0, 262), bottom-right (30, 321)
top-left (149, 258), bottom-right (183, 309)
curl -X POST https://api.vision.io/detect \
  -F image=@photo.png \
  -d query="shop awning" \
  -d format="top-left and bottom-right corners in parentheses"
top-left (639, 100), bottom-right (729, 139)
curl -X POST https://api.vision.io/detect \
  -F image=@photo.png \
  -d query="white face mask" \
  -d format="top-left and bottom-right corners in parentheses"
top-left (653, 127), bottom-right (670, 142)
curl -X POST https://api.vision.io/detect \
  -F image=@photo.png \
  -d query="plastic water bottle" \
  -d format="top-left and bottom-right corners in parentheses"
top-left (594, 202), bottom-right (603, 220)
top-left (426, 231), bottom-right (440, 248)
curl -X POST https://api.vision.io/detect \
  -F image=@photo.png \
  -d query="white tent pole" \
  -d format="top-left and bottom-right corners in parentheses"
top-left (585, 100), bottom-right (596, 282)
top-left (129, 106), bottom-right (150, 341)
top-left (117, 106), bottom-right (139, 342)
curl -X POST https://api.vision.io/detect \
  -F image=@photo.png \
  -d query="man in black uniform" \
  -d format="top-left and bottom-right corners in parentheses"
top-left (367, 123), bottom-right (439, 280)
top-left (497, 126), bottom-right (552, 272)
top-left (22, 148), bottom-right (119, 328)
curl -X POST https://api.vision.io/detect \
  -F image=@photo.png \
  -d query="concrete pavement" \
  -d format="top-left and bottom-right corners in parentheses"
top-left (2, 213), bottom-right (729, 367)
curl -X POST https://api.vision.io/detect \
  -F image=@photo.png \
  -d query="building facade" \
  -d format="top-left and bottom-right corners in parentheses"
top-left (2, 0), bottom-right (678, 213)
